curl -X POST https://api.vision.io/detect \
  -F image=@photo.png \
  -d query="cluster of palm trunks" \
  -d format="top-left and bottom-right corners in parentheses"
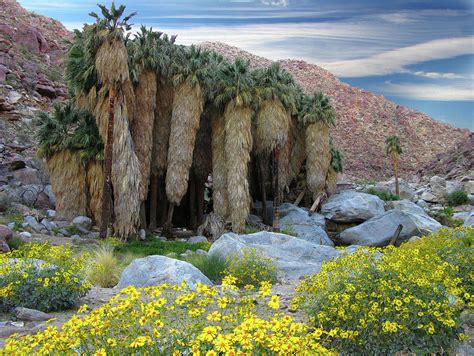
top-left (42, 4), bottom-right (340, 240)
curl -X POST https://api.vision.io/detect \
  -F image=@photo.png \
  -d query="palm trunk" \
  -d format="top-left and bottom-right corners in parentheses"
top-left (99, 86), bottom-right (115, 239)
top-left (258, 157), bottom-right (268, 224)
top-left (149, 173), bottom-right (158, 230)
top-left (272, 148), bottom-right (280, 232)
top-left (196, 180), bottom-right (205, 226)
top-left (394, 156), bottom-right (400, 196)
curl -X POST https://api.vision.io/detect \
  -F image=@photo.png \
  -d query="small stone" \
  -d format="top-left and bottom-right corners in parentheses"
top-left (71, 234), bottom-right (81, 239)
top-left (59, 228), bottom-right (71, 237)
top-left (46, 209), bottom-right (56, 218)
top-left (14, 307), bottom-right (51, 321)
top-left (72, 216), bottom-right (92, 230)
top-left (188, 235), bottom-right (208, 244)
top-left (40, 218), bottom-right (56, 231)
top-left (155, 235), bottom-right (167, 242)
top-left (23, 216), bottom-right (43, 232)
top-left (19, 231), bottom-right (32, 238)
top-left (196, 249), bottom-right (208, 256)
top-left (138, 229), bottom-right (146, 241)
top-left (10, 321), bottom-right (24, 328)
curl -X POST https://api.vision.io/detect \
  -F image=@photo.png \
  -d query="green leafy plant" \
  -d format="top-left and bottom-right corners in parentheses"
top-left (224, 248), bottom-right (278, 287)
top-left (0, 242), bottom-right (90, 312)
top-left (446, 190), bottom-right (469, 207)
top-left (281, 224), bottom-right (297, 236)
top-left (183, 253), bottom-right (228, 283)
top-left (429, 207), bottom-right (463, 228)
top-left (294, 227), bottom-right (473, 354)
top-left (366, 187), bottom-right (400, 201)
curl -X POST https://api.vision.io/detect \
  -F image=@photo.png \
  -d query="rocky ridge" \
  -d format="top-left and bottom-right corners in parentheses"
top-left (201, 42), bottom-right (470, 180)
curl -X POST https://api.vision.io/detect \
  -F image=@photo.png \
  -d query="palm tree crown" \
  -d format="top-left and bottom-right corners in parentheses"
top-left (214, 58), bottom-right (254, 108)
top-left (172, 45), bottom-right (211, 89)
top-left (299, 91), bottom-right (336, 127)
top-left (385, 135), bottom-right (403, 157)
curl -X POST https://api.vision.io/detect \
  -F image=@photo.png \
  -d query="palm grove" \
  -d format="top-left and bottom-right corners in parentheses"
top-left (36, 3), bottom-right (343, 240)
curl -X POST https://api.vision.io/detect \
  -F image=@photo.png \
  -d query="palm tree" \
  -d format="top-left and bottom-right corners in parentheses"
top-left (299, 91), bottom-right (336, 202)
top-left (149, 33), bottom-right (177, 230)
top-left (164, 45), bottom-right (210, 231)
top-left (89, 3), bottom-right (141, 239)
top-left (385, 135), bottom-right (403, 196)
top-left (253, 63), bottom-right (297, 231)
top-left (214, 58), bottom-right (254, 233)
top-left (128, 26), bottom-right (161, 227)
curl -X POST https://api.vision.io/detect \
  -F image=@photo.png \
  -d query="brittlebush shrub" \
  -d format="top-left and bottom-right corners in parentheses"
top-left (0, 242), bottom-right (90, 312)
top-left (293, 227), bottom-right (473, 354)
top-left (223, 248), bottom-right (278, 287)
top-left (3, 277), bottom-right (334, 355)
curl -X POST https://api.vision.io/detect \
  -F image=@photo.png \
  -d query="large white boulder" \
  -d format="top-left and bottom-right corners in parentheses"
top-left (116, 256), bottom-right (212, 289)
top-left (208, 231), bottom-right (341, 280)
top-left (321, 191), bottom-right (385, 223)
top-left (279, 203), bottom-right (333, 246)
top-left (338, 210), bottom-right (442, 247)
top-left (386, 199), bottom-right (428, 216)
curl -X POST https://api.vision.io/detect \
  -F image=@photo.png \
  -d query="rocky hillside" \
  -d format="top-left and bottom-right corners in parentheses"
top-left (201, 42), bottom-right (470, 180)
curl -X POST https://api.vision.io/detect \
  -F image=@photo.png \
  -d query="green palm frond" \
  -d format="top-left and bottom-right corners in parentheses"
top-left (213, 58), bottom-right (254, 108)
top-left (298, 91), bottom-right (336, 127)
top-left (171, 45), bottom-right (211, 88)
top-left (385, 135), bottom-right (402, 156)
top-left (330, 143), bottom-right (344, 173)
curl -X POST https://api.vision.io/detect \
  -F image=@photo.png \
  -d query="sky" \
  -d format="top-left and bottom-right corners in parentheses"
top-left (19, 0), bottom-right (474, 130)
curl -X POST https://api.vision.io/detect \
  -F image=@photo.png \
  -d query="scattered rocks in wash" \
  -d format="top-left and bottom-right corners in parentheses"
top-left (188, 235), bottom-right (208, 244)
top-left (14, 307), bottom-right (51, 322)
top-left (116, 256), bottom-right (213, 289)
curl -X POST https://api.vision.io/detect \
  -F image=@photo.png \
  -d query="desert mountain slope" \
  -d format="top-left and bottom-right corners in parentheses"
top-left (201, 42), bottom-right (470, 180)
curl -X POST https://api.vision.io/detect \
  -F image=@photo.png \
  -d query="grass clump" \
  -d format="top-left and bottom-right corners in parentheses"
top-left (366, 187), bottom-right (400, 201)
top-left (182, 253), bottom-right (228, 283)
top-left (447, 190), bottom-right (469, 207)
top-left (294, 227), bottom-right (473, 355)
top-left (86, 244), bottom-right (122, 288)
top-left (224, 248), bottom-right (278, 287)
top-left (114, 236), bottom-right (210, 257)
top-left (281, 224), bottom-right (297, 236)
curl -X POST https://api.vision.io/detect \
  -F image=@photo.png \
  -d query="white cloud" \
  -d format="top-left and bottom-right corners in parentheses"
top-left (321, 37), bottom-right (474, 77)
top-left (381, 81), bottom-right (474, 101)
top-left (408, 71), bottom-right (470, 80)
top-left (260, 0), bottom-right (289, 6)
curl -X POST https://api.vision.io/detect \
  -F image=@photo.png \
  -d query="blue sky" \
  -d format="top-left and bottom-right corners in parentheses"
top-left (19, 0), bottom-right (473, 130)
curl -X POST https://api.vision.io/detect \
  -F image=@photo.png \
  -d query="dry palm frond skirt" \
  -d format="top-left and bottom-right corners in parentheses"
top-left (47, 151), bottom-right (87, 220)
top-left (255, 99), bottom-right (290, 154)
top-left (224, 102), bottom-right (253, 233)
top-left (211, 115), bottom-right (228, 219)
top-left (305, 121), bottom-right (331, 199)
top-left (325, 168), bottom-right (338, 196)
top-left (131, 70), bottom-right (157, 201)
top-left (86, 159), bottom-right (104, 226)
top-left (151, 76), bottom-right (174, 178)
top-left (165, 82), bottom-right (203, 205)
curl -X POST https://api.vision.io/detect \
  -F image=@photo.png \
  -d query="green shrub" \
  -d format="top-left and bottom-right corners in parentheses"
top-left (224, 248), bottom-right (278, 287)
top-left (65, 225), bottom-right (81, 236)
top-left (429, 207), bottom-right (464, 228)
top-left (114, 237), bottom-right (210, 257)
top-left (366, 187), bottom-right (400, 201)
top-left (7, 236), bottom-right (24, 251)
top-left (281, 224), bottom-right (297, 236)
top-left (0, 242), bottom-right (90, 312)
top-left (447, 190), bottom-right (469, 207)
top-left (183, 253), bottom-right (228, 283)
top-left (293, 227), bottom-right (473, 354)
top-left (86, 245), bottom-right (122, 288)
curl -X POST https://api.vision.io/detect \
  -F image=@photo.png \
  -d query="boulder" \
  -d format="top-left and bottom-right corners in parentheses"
top-left (421, 191), bottom-right (439, 203)
top-left (18, 231), bottom-right (32, 239)
top-left (463, 212), bottom-right (474, 227)
top-left (36, 84), bottom-right (57, 98)
top-left (188, 235), bottom-right (208, 244)
top-left (386, 199), bottom-right (427, 216)
top-left (116, 256), bottom-right (213, 289)
top-left (11, 168), bottom-right (41, 185)
top-left (446, 180), bottom-right (464, 195)
top-left (23, 215), bottom-right (43, 232)
top-left (0, 237), bottom-right (10, 253)
top-left (279, 203), bottom-right (333, 246)
top-left (208, 232), bottom-right (341, 280)
top-left (338, 210), bottom-right (442, 247)
top-left (0, 224), bottom-right (13, 241)
top-left (375, 178), bottom-right (416, 200)
top-left (40, 218), bottom-right (56, 231)
top-left (72, 216), bottom-right (92, 230)
top-left (14, 307), bottom-right (51, 321)
top-left (430, 176), bottom-right (447, 199)
top-left (321, 191), bottom-right (385, 223)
